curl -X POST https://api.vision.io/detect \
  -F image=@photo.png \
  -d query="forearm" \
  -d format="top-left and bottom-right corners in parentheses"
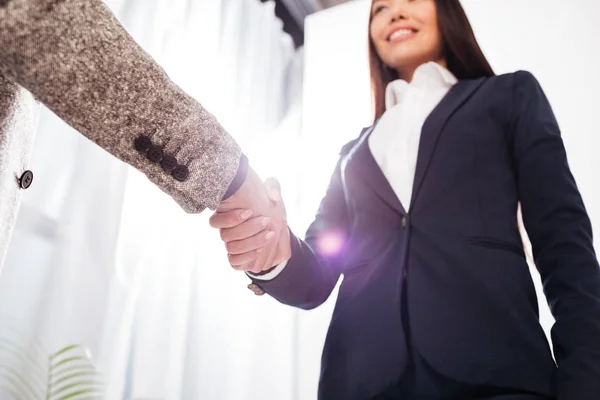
top-left (512, 71), bottom-right (600, 398)
top-left (0, 0), bottom-right (242, 211)
top-left (249, 230), bottom-right (341, 310)
top-left (540, 215), bottom-right (600, 399)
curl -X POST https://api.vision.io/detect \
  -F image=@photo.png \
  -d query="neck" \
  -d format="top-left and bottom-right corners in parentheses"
top-left (396, 58), bottom-right (448, 82)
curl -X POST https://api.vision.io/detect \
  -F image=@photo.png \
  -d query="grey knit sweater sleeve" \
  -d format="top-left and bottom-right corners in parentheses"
top-left (0, 0), bottom-right (243, 212)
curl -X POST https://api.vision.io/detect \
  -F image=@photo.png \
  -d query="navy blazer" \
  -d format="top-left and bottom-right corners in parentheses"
top-left (251, 71), bottom-right (600, 399)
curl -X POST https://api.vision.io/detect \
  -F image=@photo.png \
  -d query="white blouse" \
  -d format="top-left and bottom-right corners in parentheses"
top-left (255, 61), bottom-right (457, 281)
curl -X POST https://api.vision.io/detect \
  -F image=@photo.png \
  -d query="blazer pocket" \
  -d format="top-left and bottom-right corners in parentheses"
top-left (336, 263), bottom-right (369, 312)
top-left (465, 236), bottom-right (525, 257)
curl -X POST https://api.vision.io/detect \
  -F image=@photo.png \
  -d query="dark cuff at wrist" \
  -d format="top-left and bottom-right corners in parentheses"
top-left (247, 265), bottom-right (279, 277)
top-left (222, 153), bottom-right (249, 200)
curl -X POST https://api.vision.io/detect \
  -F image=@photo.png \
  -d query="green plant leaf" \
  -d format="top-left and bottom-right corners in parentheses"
top-left (0, 322), bottom-right (48, 400)
top-left (0, 323), bottom-right (164, 400)
top-left (47, 344), bottom-right (105, 400)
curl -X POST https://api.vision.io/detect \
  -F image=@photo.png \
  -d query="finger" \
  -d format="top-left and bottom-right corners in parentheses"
top-left (264, 177), bottom-right (281, 202)
top-left (244, 250), bottom-right (273, 274)
top-left (249, 259), bottom-right (271, 274)
top-left (228, 251), bottom-right (261, 267)
top-left (242, 261), bottom-right (256, 272)
top-left (250, 251), bottom-right (280, 275)
top-left (209, 209), bottom-right (253, 229)
top-left (231, 260), bottom-right (256, 272)
top-left (226, 230), bottom-right (276, 255)
top-left (265, 178), bottom-right (287, 217)
top-left (220, 216), bottom-right (272, 242)
top-left (247, 235), bottom-right (280, 274)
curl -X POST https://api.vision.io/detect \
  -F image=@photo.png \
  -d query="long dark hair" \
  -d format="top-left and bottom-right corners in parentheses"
top-left (369, 0), bottom-right (495, 121)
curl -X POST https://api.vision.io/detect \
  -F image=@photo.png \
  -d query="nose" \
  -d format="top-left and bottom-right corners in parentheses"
top-left (389, 1), bottom-right (407, 23)
top-left (390, 10), bottom-right (406, 23)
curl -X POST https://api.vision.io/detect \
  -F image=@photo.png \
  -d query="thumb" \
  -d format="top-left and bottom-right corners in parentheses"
top-left (264, 177), bottom-right (282, 202)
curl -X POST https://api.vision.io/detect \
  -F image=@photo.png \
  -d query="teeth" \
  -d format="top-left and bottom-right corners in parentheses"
top-left (389, 29), bottom-right (414, 41)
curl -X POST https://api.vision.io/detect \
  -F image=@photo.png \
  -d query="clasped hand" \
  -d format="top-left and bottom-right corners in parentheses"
top-left (209, 168), bottom-right (291, 274)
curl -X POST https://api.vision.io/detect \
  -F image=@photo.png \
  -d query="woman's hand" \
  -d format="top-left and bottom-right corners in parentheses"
top-left (209, 178), bottom-right (291, 274)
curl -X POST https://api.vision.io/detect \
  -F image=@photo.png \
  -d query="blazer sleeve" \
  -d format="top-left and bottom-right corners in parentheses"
top-left (512, 70), bottom-right (600, 399)
top-left (249, 143), bottom-right (356, 310)
top-left (0, 0), bottom-right (246, 212)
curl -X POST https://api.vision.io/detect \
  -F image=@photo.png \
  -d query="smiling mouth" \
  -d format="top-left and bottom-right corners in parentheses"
top-left (388, 28), bottom-right (418, 42)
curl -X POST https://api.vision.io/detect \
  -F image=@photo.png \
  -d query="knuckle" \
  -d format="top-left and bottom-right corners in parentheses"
top-left (212, 218), bottom-right (221, 229)
top-left (220, 229), bottom-right (230, 242)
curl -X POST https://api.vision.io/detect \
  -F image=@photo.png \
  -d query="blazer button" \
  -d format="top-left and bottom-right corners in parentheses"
top-left (247, 283), bottom-right (265, 296)
top-left (134, 135), bottom-right (152, 152)
top-left (19, 170), bottom-right (34, 189)
top-left (160, 155), bottom-right (178, 173)
top-left (147, 146), bottom-right (164, 163)
top-left (401, 216), bottom-right (408, 228)
top-left (172, 165), bottom-right (189, 182)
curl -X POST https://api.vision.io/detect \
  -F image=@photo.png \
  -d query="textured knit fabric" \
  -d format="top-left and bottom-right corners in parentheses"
top-left (0, 73), bottom-right (38, 267)
top-left (0, 0), bottom-right (242, 215)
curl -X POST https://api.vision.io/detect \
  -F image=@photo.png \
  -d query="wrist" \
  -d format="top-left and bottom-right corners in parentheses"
top-left (248, 226), bottom-right (291, 276)
top-left (248, 265), bottom-right (279, 277)
top-left (221, 154), bottom-right (249, 201)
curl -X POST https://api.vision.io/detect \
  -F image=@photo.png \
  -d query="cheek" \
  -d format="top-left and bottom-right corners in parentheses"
top-left (425, 26), bottom-right (444, 55)
top-left (419, 1), bottom-right (438, 23)
top-left (369, 22), bottom-right (386, 51)
top-left (369, 22), bottom-right (381, 44)
top-left (418, 5), bottom-right (441, 40)
top-left (415, 7), bottom-right (443, 52)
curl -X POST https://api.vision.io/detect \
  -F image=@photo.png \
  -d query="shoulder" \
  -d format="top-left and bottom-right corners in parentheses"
top-left (471, 71), bottom-right (547, 112)
top-left (511, 71), bottom-right (547, 102)
top-left (339, 125), bottom-right (373, 156)
top-left (490, 71), bottom-right (549, 109)
top-left (511, 70), bottom-right (540, 85)
top-left (481, 70), bottom-right (542, 93)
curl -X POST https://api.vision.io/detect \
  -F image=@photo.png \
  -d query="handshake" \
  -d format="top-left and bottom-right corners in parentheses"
top-left (209, 168), bottom-right (292, 275)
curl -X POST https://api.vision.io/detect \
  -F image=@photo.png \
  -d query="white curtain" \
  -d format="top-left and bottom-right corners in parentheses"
top-left (0, 0), bottom-right (304, 399)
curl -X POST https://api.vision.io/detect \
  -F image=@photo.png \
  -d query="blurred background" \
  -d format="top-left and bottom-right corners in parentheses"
top-left (0, 0), bottom-right (599, 398)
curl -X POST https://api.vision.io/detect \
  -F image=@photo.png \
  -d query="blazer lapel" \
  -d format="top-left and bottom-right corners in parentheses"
top-left (345, 124), bottom-right (405, 215)
top-left (409, 78), bottom-right (486, 210)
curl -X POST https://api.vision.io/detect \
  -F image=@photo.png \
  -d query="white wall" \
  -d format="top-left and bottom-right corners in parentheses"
top-left (297, 0), bottom-right (600, 398)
